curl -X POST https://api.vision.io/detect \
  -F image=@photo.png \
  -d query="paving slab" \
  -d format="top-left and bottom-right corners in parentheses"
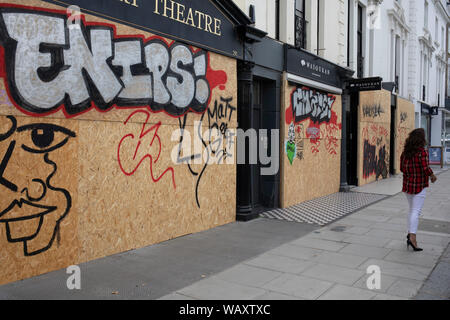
top-left (372, 293), bottom-right (408, 300)
top-left (358, 259), bottom-right (433, 281)
top-left (386, 279), bottom-right (424, 298)
top-left (214, 264), bottom-right (282, 288)
top-left (310, 251), bottom-right (369, 269)
top-left (343, 234), bottom-right (392, 248)
top-left (243, 253), bottom-right (316, 275)
top-left (289, 237), bottom-right (348, 251)
top-left (300, 263), bottom-right (365, 286)
top-left (317, 284), bottom-right (377, 300)
top-left (383, 240), bottom-right (446, 256)
top-left (268, 244), bottom-right (323, 261)
top-left (383, 250), bottom-right (440, 268)
top-left (262, 273), bottom-right (334, 300)
top-left (339, 243), bottom-right (392, 259)
top-left (176, 277), bottom-right (267, 300)
top-left (352, 273), bottom-right (398, 293)
top-left (254, 291), bottom-right (305, 300)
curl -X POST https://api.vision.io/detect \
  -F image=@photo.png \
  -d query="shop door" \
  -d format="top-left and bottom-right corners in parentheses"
top-left (252, 78), bottom-right (279, 211)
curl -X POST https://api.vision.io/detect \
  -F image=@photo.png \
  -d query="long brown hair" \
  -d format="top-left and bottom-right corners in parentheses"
top-left (402, 128), bottom-right (427, 159)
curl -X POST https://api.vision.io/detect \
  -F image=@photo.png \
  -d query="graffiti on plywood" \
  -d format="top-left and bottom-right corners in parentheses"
top-left (362, 104), bottom-right (384, 119)
top-left (285, 86), bottom-right (341, 161)
top-left (0, 6), bottom-right (212, 118)
top-left (175, 96), bottom-right (236, 208)
top-left (362, 124), bottom-right (389, 181)
top-left (117, 110), bottom-right (177, 189)
top-left (0, 115), bottom-right (76, 256)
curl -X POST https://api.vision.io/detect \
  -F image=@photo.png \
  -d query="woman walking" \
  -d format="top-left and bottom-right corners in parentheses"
top-left (400, 128), bottom-right (437, 252)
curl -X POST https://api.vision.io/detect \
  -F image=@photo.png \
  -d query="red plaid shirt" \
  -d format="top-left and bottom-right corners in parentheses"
top-left (400, 147), bottom-right (434, 194)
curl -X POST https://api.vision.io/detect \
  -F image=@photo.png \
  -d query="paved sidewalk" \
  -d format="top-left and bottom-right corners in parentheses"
top-left (1, 170), bottom-right (449, 300)
top-left (159, 170), bottom-right (450, 300)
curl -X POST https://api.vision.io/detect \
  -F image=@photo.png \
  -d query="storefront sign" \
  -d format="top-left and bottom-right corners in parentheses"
top-left (346, 77), bottom-right (382, 92)
top-left (430, 107), bottom-right (439, 116)
top-left (429, 146), bottom-right (443, 167)
top-left (421, 103), bottom-right (431, 115)
top-left (42, 0), bottom-right (244, 59)
top-left (285, 45), bottom-right (341, 88)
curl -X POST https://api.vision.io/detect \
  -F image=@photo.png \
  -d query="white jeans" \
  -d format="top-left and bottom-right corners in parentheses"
top-left (405, 189), bottom-right (427, 234)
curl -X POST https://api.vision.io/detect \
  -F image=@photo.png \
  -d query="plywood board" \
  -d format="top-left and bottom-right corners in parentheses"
top-left (357, 90), bottom-right (391, 186)
top-left (280, 78), bottom-right (342, 208)
top-left (394, 97), bottom-right (415, 174)
top-left (0, 0), bottom-right (237, 285)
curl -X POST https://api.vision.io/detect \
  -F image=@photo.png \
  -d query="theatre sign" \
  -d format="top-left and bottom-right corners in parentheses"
top-left (43, 0), bottom-right (245, 59)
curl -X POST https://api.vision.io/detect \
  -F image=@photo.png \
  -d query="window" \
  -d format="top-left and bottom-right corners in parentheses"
top-left (423, 54), bottom-right (428, 101)
top-left (395, 35), bottom-right (400, 93)
top-left (424, 1), bottom-right (428, 29)
top-left (295, 0), bottom-right (306, 49)
top-left (357, 4), bottom-right (364, 78)
top-left (276, 0), bottom-right (280, 40)
top-left (435, 17), bottom-right (438, 41)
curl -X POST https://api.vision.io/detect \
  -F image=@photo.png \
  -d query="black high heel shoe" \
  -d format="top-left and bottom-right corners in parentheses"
top-left (407, 239), bottom-right (423, 252)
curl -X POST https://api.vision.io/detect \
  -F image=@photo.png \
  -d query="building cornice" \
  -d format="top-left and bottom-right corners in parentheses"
top-left (387, 8), bottom-right (411, 34)
top-left (419, 31), bottom-right (436, 53)
top-left (433, 0), bottom-right (450, 22)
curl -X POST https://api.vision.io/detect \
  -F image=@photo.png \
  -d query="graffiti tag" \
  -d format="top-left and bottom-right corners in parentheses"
top-left (362, 104), bottom-right (384, 118)
top-left (117, 110), bottom-right (176, 189)
top-left (363, 139), bottom-right (388, 180)
top-left (0, 8), bottom-right (210, 117)
top-left (291, 87), bottom-right (335, 124)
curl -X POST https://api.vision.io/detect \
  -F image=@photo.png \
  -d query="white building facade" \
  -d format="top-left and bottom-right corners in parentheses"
top-left (348, 0), bottom-right (449, 146)
top-left (233, 0), bottom-right (350, 67)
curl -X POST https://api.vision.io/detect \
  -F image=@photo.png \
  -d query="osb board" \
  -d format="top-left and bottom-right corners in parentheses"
top-left (394, 97), bottom-right (415, 174)
top-left (357, 90), bottom-right (391, 186)
top-left (280, 78), bottom-right (342, 209)
top-left (0, 0), bottom-right (237, 285)
top-left (0, 0), bottom-right (238, 128)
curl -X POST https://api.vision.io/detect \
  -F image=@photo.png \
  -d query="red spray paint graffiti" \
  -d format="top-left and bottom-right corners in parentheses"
top-left (117, 110), bottom-right (176, 189)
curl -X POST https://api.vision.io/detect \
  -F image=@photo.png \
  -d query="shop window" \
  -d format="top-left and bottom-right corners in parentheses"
top-left (357, 4), bottom-right (364, 78)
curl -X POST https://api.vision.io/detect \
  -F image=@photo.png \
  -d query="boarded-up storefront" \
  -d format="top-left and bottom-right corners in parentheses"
top-left (394, 97), bottom-right (415, 174)
top-left (0, 0), bottom-right (246, 285)
top-left (279, 45), bottom-right (351, 208)
top-left (280, 80), bottom-right (342, 207)
top-left (357, 90), bottom-right (391, 186)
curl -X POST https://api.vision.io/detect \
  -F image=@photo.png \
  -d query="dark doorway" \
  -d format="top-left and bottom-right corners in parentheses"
top-left (390, 95), bottom-right (397, 175)
top-left (236, 75), bottom-right (280, 221)
top-left (252, 78), bottom-right (280, 211)
top-left (347, 92), bottom-right (359, 186)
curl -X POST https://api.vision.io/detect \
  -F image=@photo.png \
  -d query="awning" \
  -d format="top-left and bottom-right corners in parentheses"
top-left (286, 73), bottom-right (343, 95)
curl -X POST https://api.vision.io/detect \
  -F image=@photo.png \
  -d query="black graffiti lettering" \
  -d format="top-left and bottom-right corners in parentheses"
top-left (0, 140), bottom-right (18, 192)
top-left (177, 97), bottom-right (235, 208)
top-left (0, 115), bottom-right (76, 256)
top-left (400, 112), bottom-right (408, 123)
top-left (363, 104), bottom-right (384, 118)
top-left (363, 140), bottom-right (388, 181)
top-left (0, 9), bottom-right (210, 117)
top-left (292, 87), bottom-right (335, 124)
